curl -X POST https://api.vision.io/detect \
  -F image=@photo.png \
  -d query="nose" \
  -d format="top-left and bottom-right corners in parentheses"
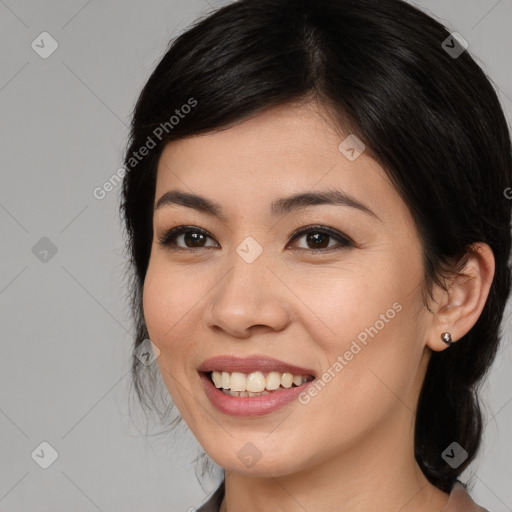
top-left (205, 252), bottom-right (290, 339)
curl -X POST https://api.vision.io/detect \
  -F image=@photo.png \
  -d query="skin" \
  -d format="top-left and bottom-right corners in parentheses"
top-left (143, 101), bottom-right (495, 512)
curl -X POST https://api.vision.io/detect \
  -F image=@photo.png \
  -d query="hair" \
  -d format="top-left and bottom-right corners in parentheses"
top-left (120, 0), bottom-right (512, 494)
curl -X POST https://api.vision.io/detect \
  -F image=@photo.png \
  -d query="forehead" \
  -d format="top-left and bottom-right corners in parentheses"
top-left (154, 102), bottom-right (400, 223)
top-left (157, 102), bottom-right (340, 176)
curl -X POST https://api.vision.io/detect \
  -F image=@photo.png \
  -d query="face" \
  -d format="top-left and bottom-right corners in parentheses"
top-left (143, 102), bottom-right (434, 476)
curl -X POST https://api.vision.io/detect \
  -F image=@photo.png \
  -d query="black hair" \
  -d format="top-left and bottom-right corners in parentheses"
top-left (120, 0), bottom-right (512, 494)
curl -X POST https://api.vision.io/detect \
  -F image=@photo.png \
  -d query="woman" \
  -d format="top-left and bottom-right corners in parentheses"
top-left (120, 0), bottom-right (511, 510)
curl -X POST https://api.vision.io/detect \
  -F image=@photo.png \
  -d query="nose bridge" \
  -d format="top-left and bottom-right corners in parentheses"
top-left (206, 240), bottom-right (289, 335)
top-left (217, 244), bottom-right (270, 310)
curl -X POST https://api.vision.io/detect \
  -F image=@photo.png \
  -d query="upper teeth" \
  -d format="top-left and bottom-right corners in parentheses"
top-left (210, 371), bottom-right (310, 392)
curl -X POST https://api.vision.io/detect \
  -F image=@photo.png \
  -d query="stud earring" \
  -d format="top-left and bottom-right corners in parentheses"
top-left (441, 332), bottom-right (453, 346)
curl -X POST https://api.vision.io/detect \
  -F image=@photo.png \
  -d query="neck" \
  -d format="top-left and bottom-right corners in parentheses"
top-left (219, 405), bottom-right (450, 512)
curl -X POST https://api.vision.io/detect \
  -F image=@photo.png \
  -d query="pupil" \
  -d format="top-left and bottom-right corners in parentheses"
top-left (185, 231), bottom-right (205, 247)
top-left (307, 232), bottom-right (329, 249)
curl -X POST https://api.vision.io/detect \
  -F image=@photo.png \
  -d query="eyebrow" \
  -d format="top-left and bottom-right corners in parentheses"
top-left (155, 189), bottom-right (380, 221)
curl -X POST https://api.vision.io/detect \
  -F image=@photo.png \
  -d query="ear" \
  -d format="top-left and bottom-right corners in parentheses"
top-left (425, 242), bottom-right (495, 352)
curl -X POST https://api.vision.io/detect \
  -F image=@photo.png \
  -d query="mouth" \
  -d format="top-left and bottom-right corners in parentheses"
top-left (202, 370), bottom-right (315, 397)
top-left (197, 355), bottom-right (317, 415)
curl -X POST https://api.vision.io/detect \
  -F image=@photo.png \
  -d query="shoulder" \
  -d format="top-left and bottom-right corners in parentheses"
top-left (195, 480), bottom-right (225, 512)
top-left (442, 481), bottom-right (490, 512)
top-left (193, 479), bottom-right (490, 512)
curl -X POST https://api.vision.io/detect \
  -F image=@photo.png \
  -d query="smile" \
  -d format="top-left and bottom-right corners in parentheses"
top-left (209, 370), bottom-right (314, 397)
top-left (197, 355), bottom-right (317, 416)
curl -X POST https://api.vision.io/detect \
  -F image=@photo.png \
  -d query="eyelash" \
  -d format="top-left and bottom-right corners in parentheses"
top-left (157, 224), bottom-right (354, 253)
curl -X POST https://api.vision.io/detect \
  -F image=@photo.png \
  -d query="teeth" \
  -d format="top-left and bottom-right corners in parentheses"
top-left (210, 370), bottom-right (311, 392)
top-left (212, 371), bottom-right (222, 388)
top-left (293, 374), bottom-right (303, 386)
top-left (246, 371), bottom-right (266, 392)
top-left (223, 389), bottom-right (272, 397)
top-left (230, 372), bottom-right (246, 392)
top-left (266, 371), bottom-right (281, 390)
top-left (281, 373), bottom-right (293, 388)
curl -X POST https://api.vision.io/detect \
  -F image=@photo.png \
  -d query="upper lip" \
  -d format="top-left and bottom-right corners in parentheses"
top-left (197, 355), bottom-right (316, 377)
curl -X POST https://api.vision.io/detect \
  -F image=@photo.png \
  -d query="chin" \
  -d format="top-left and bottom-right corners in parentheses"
top-left (203, 439), bottom-right (312, 477)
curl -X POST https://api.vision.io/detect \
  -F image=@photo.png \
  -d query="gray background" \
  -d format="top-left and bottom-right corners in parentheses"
top-left (0, 0), bottom-right (511, 510)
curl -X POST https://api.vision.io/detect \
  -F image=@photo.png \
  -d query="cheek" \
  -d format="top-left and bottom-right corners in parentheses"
top-left (142, 270), bottom-right (171, 345)
top-left (292, 260), bottom-right (402, 350)
top-left (293, 262), bottom-right (424, 415)
top-left (142, 263), bottom-right (202, 417)
top-left (142, 260), bottom-right (200, 368)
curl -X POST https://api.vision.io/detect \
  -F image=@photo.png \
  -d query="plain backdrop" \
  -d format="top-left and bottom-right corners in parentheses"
top-left (1, 0), bottom-right (511, 510)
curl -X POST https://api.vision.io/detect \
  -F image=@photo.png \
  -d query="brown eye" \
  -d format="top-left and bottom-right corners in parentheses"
top-left (304, 232), bottom-right (330, 249)
top-left (158, 226), bottom-right (219, 249)
top-left (182, 231), bottom-right (207, 247)
top-left (158, 224), bottom-right (353, 253)
top-left (288, 225), bottom-right (353, 252)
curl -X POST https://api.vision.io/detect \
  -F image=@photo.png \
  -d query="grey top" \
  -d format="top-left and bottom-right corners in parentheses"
top-left (196, 480), bottom-right (489, 512)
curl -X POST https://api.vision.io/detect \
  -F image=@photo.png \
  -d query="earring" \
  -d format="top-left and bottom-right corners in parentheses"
top-left (441, 332), bottom-right (453, 346)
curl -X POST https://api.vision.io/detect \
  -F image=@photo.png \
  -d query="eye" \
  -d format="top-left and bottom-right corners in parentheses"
top-left (157, 225), bottom-right (219, 250)
top-left (157, 224), bottom-right (354, 252)
top-left (287, 225), bottom-right (354, 252)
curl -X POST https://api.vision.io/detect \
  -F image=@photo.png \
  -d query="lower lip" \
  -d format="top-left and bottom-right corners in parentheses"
top-left (199, 372), bottom-right (314, 417)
